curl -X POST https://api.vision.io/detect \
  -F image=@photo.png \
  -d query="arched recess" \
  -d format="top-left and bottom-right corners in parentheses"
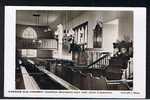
top-left (21, 27), bottom-right (37, 57)
top-left (22, 27), bottom-right (37, 39)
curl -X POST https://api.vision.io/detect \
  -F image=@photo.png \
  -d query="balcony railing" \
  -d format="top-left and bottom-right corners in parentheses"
top-left (17, 38), bottom-right (58, 50)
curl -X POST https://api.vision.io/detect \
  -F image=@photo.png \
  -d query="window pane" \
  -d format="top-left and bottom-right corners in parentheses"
top-left (21, 49), bottom-right (37, 57)
top-left (22, 27), bottom-right (37, 39)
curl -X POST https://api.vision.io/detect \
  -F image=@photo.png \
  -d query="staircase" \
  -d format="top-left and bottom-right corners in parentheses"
top-left (88, 54), bottom-right (132, 80)
top-left (87, 52), bottom-right (110, 69)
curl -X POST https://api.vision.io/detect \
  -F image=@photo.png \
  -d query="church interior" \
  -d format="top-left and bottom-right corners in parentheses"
top-left (16, 10), bottom-right (133, 90)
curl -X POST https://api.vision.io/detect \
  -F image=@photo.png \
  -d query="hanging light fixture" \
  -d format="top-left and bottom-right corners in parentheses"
top-left (44, 11), bottom-right (51, 32)
top-left (32, 12), bottom-right (42, 44)
top-left (63, 10), bottom-right (67, 34)
top-left (33, 12), bottom-right (40, 35)
top-left (66, 11), bottom-right (69, 36)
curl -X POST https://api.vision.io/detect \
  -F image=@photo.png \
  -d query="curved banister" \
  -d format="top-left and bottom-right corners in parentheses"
top-left (87, 52), bottom-right (110, 68)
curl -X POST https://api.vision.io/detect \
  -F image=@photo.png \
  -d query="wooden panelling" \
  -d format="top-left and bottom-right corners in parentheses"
top-left (17, 38), bottom-right (57, 49)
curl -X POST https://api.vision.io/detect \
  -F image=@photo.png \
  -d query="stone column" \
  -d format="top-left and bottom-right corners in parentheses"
top-left (57, 24), bottom-right (63, 59)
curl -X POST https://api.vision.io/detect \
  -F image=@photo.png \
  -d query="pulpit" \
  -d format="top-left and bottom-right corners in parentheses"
top-left (105, 41), bottom-right (133, 80)
top-left (71, 43), bottom-right (88, 65)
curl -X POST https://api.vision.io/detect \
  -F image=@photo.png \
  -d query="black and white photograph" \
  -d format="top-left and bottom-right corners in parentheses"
top-left (4, 6), bottom-right (146, 98)
top-left (15, 10), bottom-right (133, 90)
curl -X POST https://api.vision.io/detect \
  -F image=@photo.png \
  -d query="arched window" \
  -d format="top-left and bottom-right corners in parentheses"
top-left (21, 27), bottom-right (37, 57)
top-left (22, 27), bottom-right (37, 39)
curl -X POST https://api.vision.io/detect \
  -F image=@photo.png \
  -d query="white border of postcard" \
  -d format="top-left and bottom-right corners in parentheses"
top-left (4, 6), bottom-right (146, 98)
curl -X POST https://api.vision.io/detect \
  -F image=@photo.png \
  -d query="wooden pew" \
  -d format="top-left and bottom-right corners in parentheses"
top-left (20, 66), bottom-right (40, 90)
top-left (36, 66), bottom-right (79, 90)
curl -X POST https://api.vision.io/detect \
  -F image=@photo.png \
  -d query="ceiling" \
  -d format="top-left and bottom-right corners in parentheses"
top-left (16, 10), bottom-right (85, 30)
top-left (16, 10), bottom-right (133, 30)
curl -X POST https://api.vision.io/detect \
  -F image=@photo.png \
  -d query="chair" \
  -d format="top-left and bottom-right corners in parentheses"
top-left (79, 72), bottom-right (87, 90)
top-left (91, 76), bottom-right (107, 90)
top-left (105, 65), bottom-right (123, 80)
top-left (84, 73), bottom-right (93, 90)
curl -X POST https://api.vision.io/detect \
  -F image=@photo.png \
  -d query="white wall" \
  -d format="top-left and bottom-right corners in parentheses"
top-left (103, 24), bottom-right (118, 53)
top-left (118, 12), bottom-right (133, 41)
top-left (63, 11), bottom-right (133, 51)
